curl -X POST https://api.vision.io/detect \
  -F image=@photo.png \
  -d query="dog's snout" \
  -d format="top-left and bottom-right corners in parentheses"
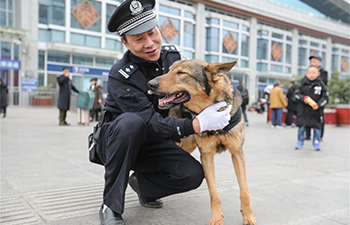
top-left (148, 79), bottom-right (159, 90)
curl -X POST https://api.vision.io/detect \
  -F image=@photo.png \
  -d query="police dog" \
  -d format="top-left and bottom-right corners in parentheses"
top-left (147, 60), bottom-right (256, 225)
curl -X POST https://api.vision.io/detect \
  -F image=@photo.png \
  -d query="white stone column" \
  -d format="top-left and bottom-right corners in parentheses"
top-left (325, 37), bottom-right (332, 77)
top-left (291, 28), bottom-right (299, 76)
top-left (248, 17), bottom-right (257, 103)
top-left (194, 2), bottom-right (205, 60)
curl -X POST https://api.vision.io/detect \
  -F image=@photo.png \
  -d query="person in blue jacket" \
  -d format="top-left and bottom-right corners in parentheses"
top-left (97, 0), bottom-right (231, 224)
top-left (57, 67), bottom-right (79, 126)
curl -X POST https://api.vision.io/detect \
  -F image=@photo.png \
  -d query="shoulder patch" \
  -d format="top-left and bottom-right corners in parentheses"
top-left (118, 63), bottom-right (138, 79)
top-left (162, 44), bottom-right (181, 53)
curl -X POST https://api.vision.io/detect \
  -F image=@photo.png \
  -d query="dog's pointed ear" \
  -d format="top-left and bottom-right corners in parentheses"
top-left (205, 61), bottom-right (237, 82)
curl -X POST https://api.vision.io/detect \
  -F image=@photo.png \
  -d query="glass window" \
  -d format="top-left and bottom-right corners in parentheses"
top-left (342, 49), bottom-right (349, 54)
top-left (257, 39), bottom-right (268, 60)
top-left (0, 0), bottom-right (5, 9)
top-left (159, 5), bottom-right (180, 15)
top-left (222, 56), bottom-right (237, 63)
top-left (287, 36), bottom-right (292, 41)
top-left (47, 73), bottom-right (57, 88)
top-left (183, 22), bottom-right (194, 48)
top-left (14, 44), bottom-right (19, 60)
top-left (258, 76), bottom-right (267, 83)
top-left (222, 30), bottom-right (238, 55)
top-left (38, 29), bottom-right (50, 42)
top-left (286, 44), bottom-right (291, 64)
top-left (271, 64), bottom-right (283, 72)
top-left (38, 73), bottom-right (45, 87)
top-left (86, 35), bottom-right (100, 48)
top-left (332, 54), bottom-right (339, 70)
top-left (223, 20), bottom-right (238, 29)
top-left (1, 41), bottom-right (11, 59)
top-left (0, 11), bottom-right (6, 26)
top-left (159, 16), bottom-right (180, 45)
top-left (105, 38), bottom-right (123, 51)
top-left (206, 27), bottom-right (219, 52)
top-left (51, 30), bottom-right (65, 42)
top-left (182, 50), bottom-right (194, 60)
top-left (73, 55), bottom-right (93, 66)
top-left (241, 34), bottom-right (249, 57)
top-left (257, 63), bottom-right (268, 71)
top-left (48, 51), bottom-right (70, 63)
top-left (205, 55), bottom-right (219, 64)
top-left (106, 4), bottom-right (118, 34)
top-left (257, 30), bottom-right (268, 36)
top-left (332, 47), bottom-right (339, 52)
top-left (285, 66), bottom-right (291, 73)
top-left (299, 40), bottom-right (307, 45)
top-left (71, 75), bottom-right (82, 92)
top-left (71, 33), bottom-right (84, 45)
top-left (39, 0), bottom-right (65, 26)
top-left (38, 51), bottom-right (45, 70)
top-left (242, 25), bottom-right (249, 32)
top-left (240, 59), bottom-right (249, 68)
top-left (71, 0), bottom-right (101, 32)
top-left (310, 42), bottom-right (319, 47)
top-left (206, 18), bottom-right (219, 25)
top-left (298, 48), bottom-right (307, 66)
top-left (272, 33), bottom-right (283, 39)
top-left (298, 69), bottom-right (306, 76)
top-left (184, 11), bottom-right (195, 20)
top-left (96, 58), bottom-right (114, 68)
top-left (271, 41), bottom-right (283, 62)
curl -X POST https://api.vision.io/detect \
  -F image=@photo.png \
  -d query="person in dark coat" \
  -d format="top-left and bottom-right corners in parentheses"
top-left (96, 0), bottom-right (231, 224)
top-left (285, 81), bottom-right (299, 126)
top-left (294, 66), bottom-right (328, 151)
top-left (57, 67), bottom-right (79, 125)
top-left (305, 55), bottom-right (328, 140)
top-left (0, 78), bottom-right (8, 118)
top-left (89, 78), bottom-right (104, 122)
top-left (237, 80), bottom-right (249, 126)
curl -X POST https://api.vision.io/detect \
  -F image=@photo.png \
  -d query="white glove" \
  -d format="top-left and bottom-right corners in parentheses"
top-left (196, 101), bottom-right (232, 132)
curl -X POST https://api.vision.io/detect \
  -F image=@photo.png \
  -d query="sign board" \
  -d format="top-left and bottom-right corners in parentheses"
top-left (0, 59), bottom-right (21, 70)
top-left (47, 64), bottom-right (110, 76)
top-left (21, 78), bottom-right (38, 92)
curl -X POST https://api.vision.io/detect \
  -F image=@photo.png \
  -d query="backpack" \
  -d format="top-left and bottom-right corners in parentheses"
top-left (241, 88), bottom-right (249, 105)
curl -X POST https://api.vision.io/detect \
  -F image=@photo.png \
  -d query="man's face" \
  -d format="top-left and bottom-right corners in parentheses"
top-left (63, 69), bottom-right (70, 76)
top-left (306, 67), bottom-right (320, 81)
top-left (310, 58), bottom-right (322, 67)
top-left (122, 27), bottom-right (162, 62)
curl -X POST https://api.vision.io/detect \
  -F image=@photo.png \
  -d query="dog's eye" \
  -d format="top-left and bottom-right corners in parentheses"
top-left (177, 71), bottom-right (186, 76)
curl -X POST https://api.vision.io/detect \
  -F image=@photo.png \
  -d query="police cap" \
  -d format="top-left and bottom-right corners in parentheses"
top-left (108, 0), bottom-right (157, 36)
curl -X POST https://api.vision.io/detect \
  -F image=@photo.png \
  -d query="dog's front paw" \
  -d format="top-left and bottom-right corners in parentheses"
top-left (209, 213), bottom-right (223, 225)
top-left (242, 212), bottom-right (256, 225)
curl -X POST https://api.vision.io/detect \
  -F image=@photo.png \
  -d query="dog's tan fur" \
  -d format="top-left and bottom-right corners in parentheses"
top-left (149, 60), bottom-right (256, 225)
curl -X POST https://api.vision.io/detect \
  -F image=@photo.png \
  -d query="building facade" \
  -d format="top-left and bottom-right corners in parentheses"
top-left (1, 0), bottom-right (349, 106)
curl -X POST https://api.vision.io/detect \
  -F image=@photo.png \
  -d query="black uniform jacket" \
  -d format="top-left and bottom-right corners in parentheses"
top-left (319, 67), bottom-right (328, 86)
top-left (294, 77), bottom-right (328, 129)
top-left (104, 46), bottom-right (194, 142)
top-left (57, 75), bottom-right (79, 110)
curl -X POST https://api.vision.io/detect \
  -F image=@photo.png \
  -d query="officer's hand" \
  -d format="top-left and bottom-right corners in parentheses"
top-left (194, 101), bottom-right (232, 133)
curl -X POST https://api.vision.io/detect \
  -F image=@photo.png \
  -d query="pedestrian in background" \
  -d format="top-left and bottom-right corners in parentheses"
top-left (89, 78), bottom-right (104, 122)
top-left (237, 80), bottom-right (249, 126)
top-left (57, 67), bottom-right (80, 126)
top-left (269, 81), bottom-right (287, 128)
top-left (305, 55), bottom-right (328, 140)
top-left (285, 81), bottom-right (298, 127)
top-left (0, 78), bottom-right (8, 118)
top-left (294, 66), bottom-right (328, 151)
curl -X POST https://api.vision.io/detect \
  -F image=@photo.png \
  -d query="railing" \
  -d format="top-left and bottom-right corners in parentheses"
top-left (9, 88), bottom-right (58, 107)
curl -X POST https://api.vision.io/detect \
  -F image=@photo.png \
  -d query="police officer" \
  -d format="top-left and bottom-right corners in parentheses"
top-left (98, 0), bottom-right (231, 224)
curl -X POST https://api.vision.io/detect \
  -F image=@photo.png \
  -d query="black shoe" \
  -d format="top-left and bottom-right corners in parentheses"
top-left (304, 137), bottom-right (311, 141)
top-left (128, 173), bottom-right (163, 208)
top-left (59, 122), bottom-right (67, 126)
top-left (99, 205), bottom-right (124, 225)
top-left (64, 121), bottom-right (71, 126)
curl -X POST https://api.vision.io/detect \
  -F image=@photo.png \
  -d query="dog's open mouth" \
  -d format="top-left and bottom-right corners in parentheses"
top-left (158, 91), bottom-right (190, 110)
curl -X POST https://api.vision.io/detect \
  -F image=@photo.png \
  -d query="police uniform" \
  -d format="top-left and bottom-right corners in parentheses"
top-left (97, 0), bottom-right (204, 218)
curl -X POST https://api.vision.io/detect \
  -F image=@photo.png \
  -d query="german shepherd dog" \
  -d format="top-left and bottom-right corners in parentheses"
top-left (147, 60), bottom-right (256, 225)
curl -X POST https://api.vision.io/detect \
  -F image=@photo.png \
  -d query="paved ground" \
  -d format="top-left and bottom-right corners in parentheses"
top-left (0, 106), bottom-right (349, 225)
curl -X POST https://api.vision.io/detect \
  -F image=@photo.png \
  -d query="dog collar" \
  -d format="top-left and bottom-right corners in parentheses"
top-left (181, 104), bottom-right (242, 134)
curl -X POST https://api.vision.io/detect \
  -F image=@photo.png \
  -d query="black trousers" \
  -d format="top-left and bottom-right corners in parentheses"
top-left (97, 113), bottom-right (204, 215)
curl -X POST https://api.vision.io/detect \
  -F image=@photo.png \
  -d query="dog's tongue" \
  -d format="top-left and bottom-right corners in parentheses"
top-left (159, 94), bottom-right (176, 105)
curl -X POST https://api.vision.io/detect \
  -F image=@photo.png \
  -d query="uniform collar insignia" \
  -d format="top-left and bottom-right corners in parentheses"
top-left (130, 0), bottom-right (143, 15)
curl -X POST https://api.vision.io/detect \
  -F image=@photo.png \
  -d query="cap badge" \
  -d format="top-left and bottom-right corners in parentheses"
top-left (130, 0), bottom-right (144, 15)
